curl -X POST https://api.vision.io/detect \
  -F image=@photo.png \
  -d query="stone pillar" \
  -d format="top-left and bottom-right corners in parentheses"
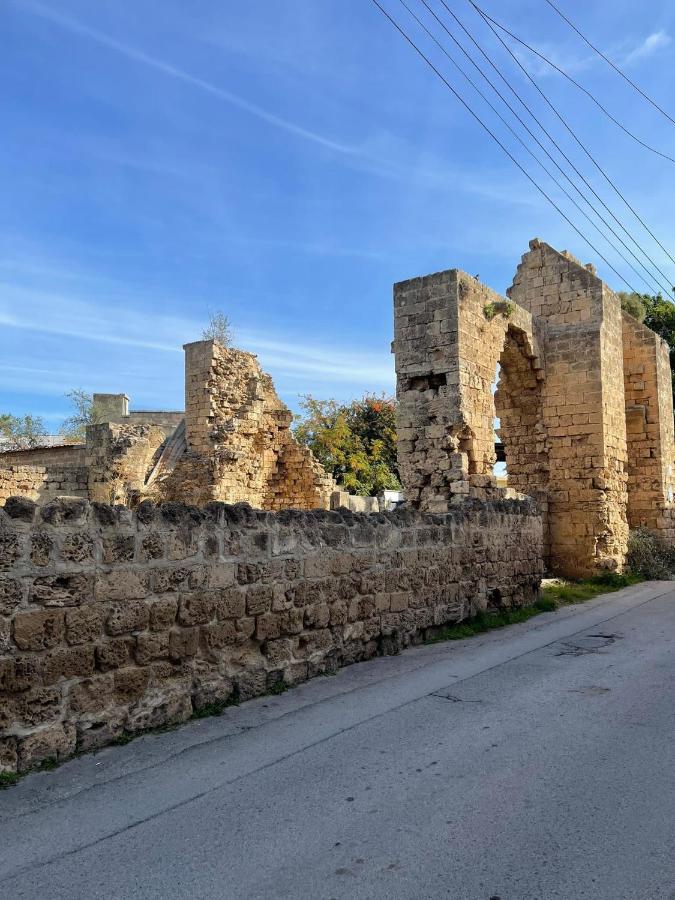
top-left (509, 240), bottom-right (629, 575)
top-left (393, 269), bottom-right (466, 513)
top-left (183, 340), bottom-right (218, 456)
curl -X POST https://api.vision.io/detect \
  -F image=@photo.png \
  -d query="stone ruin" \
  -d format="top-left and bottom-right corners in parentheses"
top-left (1, 237), bottom-right (673, 580)
top-left (394, 238), bottom-right (675, 577)
top-left (0, 238), bottom-right (673, 773)
top-left (0, 342), bottom-right (335, 513)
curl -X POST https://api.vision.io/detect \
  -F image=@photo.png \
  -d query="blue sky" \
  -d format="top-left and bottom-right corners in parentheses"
top-left (2, 0), bottom-right (674, 428)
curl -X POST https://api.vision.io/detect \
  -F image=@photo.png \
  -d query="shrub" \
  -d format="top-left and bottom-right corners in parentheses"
top-left (626, 528), bottom-right (675, 580)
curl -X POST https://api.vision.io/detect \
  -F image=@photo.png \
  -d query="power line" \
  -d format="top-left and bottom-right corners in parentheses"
top-left (467, 0), bottom-right (675, 284)
top-left (543, 0), bottom-right (675, 130)
top-left (369, 0), bottom-right (643, 294)
top-left (473, 3), bottom-right (675, 165)
top-left (406, 0), bottom-right (664, 295)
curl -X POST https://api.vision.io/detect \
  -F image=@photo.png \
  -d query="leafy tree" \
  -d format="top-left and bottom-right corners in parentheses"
top-left (619, 292), bottom-right (675, 407)
top-left (202, 311), bottom-right (233, 347)
top-left (617, 291), bottom-right (647, 323)
top-left (294, 394), bottom-right (401, 496)
top-left (59, 390), bottom-right (106, 442)
top-left (0, 414), bottom-right (47, 450)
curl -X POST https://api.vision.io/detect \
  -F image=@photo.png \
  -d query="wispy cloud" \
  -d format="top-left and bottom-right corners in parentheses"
top-left (510, 29), bottom-right (671, 78)
top-left (13, 0), bottom-right (357, 156)
top-left (11, 1), bottom-right (545, 210)
top-left (513, 44), bottom-right (596, 78)
top-left (624, 30), bottom-right (672, 65)
top-left (0, 283), bottom-right (394, 388)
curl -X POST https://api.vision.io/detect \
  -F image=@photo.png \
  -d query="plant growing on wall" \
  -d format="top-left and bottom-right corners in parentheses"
top-left (294, 394), bottom-right (401, 496)
top-left (202, 311), bottom-right (234, 347)
top-left (483, 301), bottom-right (514, 321)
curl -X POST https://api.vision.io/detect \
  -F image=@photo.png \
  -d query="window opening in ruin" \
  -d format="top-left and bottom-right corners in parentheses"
top-left (492, 363), bottom-right (507, 485)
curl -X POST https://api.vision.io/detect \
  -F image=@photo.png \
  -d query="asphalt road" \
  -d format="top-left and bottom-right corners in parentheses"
top-left (1, 580), bottom-right (674, 900)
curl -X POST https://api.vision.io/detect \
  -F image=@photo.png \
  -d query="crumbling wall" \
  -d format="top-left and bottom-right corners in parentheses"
top-left (160, 341), bottom-right (334, 509)
top-left (0, 494), bottom-right (543, 773)
top-left (87, 423), bottom-right (168, 507)
top-left (394, 270), bottom-right (545, 514)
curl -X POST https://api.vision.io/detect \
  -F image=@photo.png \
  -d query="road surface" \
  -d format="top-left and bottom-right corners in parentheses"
top-left (1, 580), bottom-right (674, 899)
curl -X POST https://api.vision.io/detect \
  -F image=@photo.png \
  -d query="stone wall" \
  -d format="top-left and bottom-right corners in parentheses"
top-left (0, 494), bottom-right (543, 773)
top-left (0, 445), bottom-right (86, 467)
top-left (0, 465), bottom-right (89, 506)
top-left (87, 423), bottom-right (168, 507)
top-left (159, 341), bottom-right (335, 509)
top-left (393, 268), bottom-right (545, 512)
top-left (622, 312), bottom-right (675, 538)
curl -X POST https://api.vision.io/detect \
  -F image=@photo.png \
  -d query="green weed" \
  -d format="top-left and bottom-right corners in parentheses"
top-left (428, 574), bottom-right (641, 645)
top-left (0, 771), bottom-right (20, 789)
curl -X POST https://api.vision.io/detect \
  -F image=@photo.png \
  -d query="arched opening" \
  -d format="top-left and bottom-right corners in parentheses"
top-left (492, 326), bottom-right (548, 497)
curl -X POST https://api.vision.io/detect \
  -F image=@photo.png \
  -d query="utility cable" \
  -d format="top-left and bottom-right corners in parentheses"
top-left (400, 0), bottom-right (662, 295)
top-left (543, 0), bottom-right (675, 130)
top-left (473, 2), bottom-right (675, 165)
top-left (369, 0), bottom-right (642, 294)
top-left (465, 0), bottom-right (675, 286)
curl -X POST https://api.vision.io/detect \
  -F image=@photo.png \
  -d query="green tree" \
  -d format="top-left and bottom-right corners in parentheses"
top-left (617, 291), bottom-right (647, 323)
top-left (619, 292), bottom-right (675, 407)
top-left (59, 390), bottom-right (107, 442)
top-left (294, 394), bottom-right (401, 496)
top-left (0, 414), bottom-right (47, 451)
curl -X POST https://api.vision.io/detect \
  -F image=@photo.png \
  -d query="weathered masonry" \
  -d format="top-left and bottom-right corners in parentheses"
top-left (0, 495), bottom-right (542, 773)
top-left (0, 343), bottom-right (335, 511)
top-left (2, 236), bottom-right (672, 772)
top-left (394, 239), bottom-right (675, 577)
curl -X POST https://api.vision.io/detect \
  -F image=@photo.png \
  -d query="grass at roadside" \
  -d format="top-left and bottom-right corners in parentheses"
top-left (427, 572), bottom-right (642, 644)
top-left (0, 771), bottom-right (20, 789)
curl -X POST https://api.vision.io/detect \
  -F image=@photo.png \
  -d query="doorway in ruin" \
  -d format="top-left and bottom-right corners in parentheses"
top-left (492, 326), bottom-right (548, 498)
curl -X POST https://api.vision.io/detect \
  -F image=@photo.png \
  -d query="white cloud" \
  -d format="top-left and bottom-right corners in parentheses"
top-left (13, 0), bottom-right (357, 156)
top-left (624, 30), bottom-right (672, 64)
top-left (0, 283), bottom-right (394, 389)
top-left (11, 1), bottom-right (545, 210)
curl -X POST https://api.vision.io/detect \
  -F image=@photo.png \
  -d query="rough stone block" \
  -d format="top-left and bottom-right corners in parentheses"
top-left (17, 723), bottom-right (76, 772)
top-left (65, 606), bottom-right (103, 645)
top-left (30, 573), bottom-right (93, 607)
top-left (13, 609), bottom-right (65, 651)
top-left (43, 646), bottom-right (95, 684)
top-left (105, 601), bottom-right (150, 636)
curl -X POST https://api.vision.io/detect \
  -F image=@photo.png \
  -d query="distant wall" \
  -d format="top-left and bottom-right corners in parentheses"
top-left (0, 494), bottom-right (543, 773)
top-left (0, 445), bottom-right (86, 467)
top-left (0, 465), bottom-right (88, 506)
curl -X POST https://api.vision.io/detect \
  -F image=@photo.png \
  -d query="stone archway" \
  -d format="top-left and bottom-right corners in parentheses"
top-left (493, 325), bottom-right (548, 498)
